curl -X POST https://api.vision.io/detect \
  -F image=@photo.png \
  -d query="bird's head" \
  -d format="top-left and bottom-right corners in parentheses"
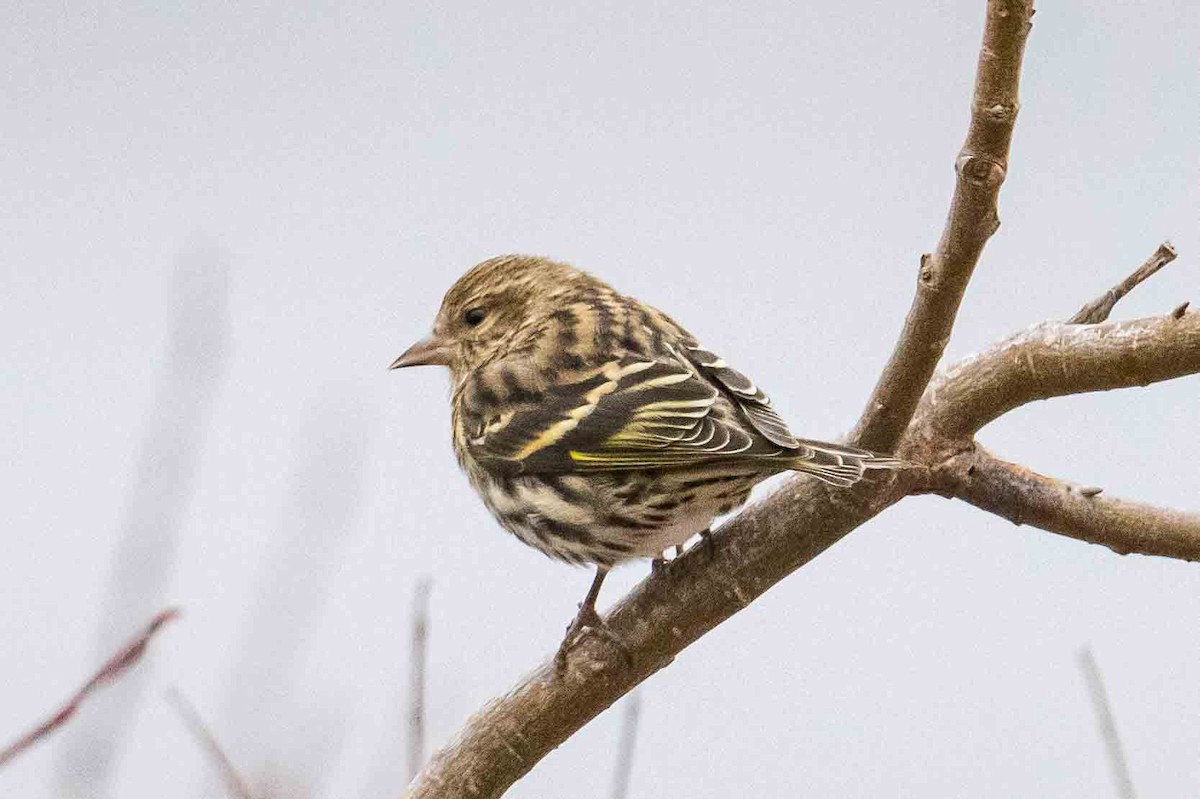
top-left (391, 254), bottom-right (588, 379)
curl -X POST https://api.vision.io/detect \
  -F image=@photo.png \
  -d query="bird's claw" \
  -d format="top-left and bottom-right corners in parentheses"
top-left (651, 543), bottom-right (687, 576)
top-left (554, 605), bottom-right (632, 673)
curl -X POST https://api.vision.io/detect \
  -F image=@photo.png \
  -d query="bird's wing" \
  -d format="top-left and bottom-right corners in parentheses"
top-left (680, 344), bottom-right (800, 448)
top-left (461, 354), bottom-right (784, 474)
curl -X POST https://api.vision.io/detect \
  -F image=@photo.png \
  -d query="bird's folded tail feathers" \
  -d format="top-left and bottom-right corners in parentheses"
top-left (785, 439), bottom-right (906, 488)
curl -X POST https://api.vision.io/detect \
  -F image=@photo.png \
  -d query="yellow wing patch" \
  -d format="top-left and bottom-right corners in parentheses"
top-left (509, 359), bottom-right (657, 461)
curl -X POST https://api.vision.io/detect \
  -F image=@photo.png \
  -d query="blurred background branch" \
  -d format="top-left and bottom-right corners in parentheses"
top-left (55, 245), bottom-right (229, 795)
top-left (406, 578), bottom-right (432, 783)
top-left (1078, 647), bottom-right (1137, 799)
top-left (610, 693), bottom-right (641, 799)
top-left (211, 396), bottom-right (374, 798)
top-left (165, 688), bottom-right (254, 799)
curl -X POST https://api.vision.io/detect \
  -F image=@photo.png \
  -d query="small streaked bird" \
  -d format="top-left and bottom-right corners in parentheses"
top-left (392, 255), bottom-right (900, 662)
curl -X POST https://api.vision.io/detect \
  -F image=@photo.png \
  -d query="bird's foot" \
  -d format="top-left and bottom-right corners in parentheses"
top-left (651, 544), bottom-right (686, 576)
top-left (554, 604), bottom-right (632, 674)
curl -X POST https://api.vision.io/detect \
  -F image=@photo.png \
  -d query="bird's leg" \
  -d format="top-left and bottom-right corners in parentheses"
top-left (555, 566), bottom-right (631, 672)
top-left (696, 527), bottom-right (716, 562)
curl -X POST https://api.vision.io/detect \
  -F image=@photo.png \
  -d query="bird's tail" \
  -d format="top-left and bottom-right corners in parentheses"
top-left (784, 439), bottom-right (906, 488)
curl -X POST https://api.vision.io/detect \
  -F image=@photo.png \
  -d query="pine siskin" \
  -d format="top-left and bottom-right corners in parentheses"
top-left (392, 255), bottom-right (900, 660)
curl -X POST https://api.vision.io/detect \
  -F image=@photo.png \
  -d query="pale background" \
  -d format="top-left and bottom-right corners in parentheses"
top-left (3, 2), bottom-right (1199, 797)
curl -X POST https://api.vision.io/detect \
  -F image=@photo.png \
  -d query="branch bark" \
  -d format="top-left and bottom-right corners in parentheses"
top-left (916, 312), bottom-right (1200, 444)
top-left (405, 474), bottom-right (912, 798)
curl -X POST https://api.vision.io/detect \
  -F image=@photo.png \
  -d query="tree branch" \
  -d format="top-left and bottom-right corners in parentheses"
top-left (1069, 241), bottom-right (1177, 324)
top-left (851, 0), bottom-right (1034, 453)
top-left (0, 609), bottom-right (178, 769)
top-left (404, 4), bottom-right (1036, 797)
top-left (406, 474), bottom-right (911, 798)
top-left (916, 311), bottom-right (1200, 443)
top-left (931, 445), bottom-right (1200, 561)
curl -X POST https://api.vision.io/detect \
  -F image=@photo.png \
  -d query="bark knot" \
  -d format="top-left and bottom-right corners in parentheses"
top-left (956, 154), bottom-right (1006, 187)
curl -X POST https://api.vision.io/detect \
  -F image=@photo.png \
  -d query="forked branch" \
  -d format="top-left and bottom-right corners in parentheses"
top-left (404, 3), bottom-right (1037, 797)
top-left (852, 0), bottom-right (1034, 453)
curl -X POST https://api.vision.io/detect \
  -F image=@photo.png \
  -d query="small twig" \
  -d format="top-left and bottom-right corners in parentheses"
top-left (407, 577), bottom-right (433, 782)
top-left (611, 693), bottom-right (642, 799)
top-left (0, 608), bottom-right (179, 769)
top-left (1078, 647), bottom-right (1137, 799)
top-left (1069, 241), bottom-right (1178, 324)
top-left (164, 688), bottom-right (254, 799)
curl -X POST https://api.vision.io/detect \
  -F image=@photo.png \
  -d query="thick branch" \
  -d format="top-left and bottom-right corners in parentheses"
top-left (405, 475), bottom-right (911, 798)
top-left (916, 311), bottom-right (1200, 444)
top-left (1069, 241), bottom-right (1177, 324)
top-left (932, 446), bottom-right (1200, 561)
top-left (852, 0), bottom-right (1034, 453)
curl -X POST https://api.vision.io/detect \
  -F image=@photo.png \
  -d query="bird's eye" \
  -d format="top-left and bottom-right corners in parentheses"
top-left (464, 307), bottom-right (487, 327)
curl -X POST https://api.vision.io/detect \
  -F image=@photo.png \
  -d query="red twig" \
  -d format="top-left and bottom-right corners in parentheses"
top-left (0, 608), bottom-right (179, 769)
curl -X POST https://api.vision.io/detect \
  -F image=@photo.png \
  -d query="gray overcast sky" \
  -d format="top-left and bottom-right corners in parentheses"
top-left (3, 2), bottom-right (1199, 797)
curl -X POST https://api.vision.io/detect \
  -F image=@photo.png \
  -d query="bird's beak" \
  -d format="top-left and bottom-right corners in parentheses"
top-left (390, 334), bottom-right (453, 369)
